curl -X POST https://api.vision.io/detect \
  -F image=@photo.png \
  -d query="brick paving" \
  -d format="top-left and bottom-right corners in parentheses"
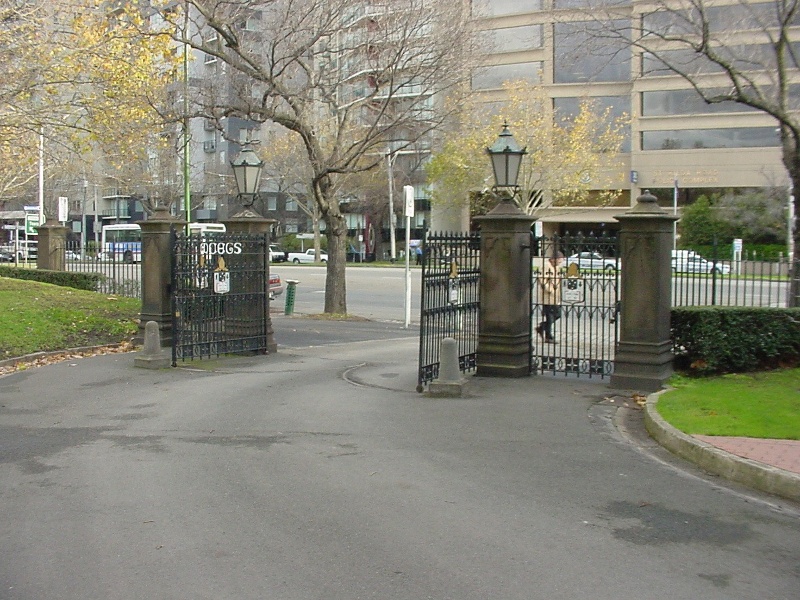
top-left (694, 435), bottom-right (800, 475)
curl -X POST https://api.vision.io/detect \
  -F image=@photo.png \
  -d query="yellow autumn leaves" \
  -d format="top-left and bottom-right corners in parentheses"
top-left (426, 80), bottom-right (629, 216)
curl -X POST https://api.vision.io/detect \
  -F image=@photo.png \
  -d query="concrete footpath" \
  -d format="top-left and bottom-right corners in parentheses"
top-left (2, 314), bottom-right (799, 506)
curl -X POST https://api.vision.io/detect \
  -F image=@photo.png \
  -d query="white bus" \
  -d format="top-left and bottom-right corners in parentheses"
top-left (101, 222), bottom-right (226, 263)
top-left (101, 224), bottom-right (142, 263)
top-left (188, 222), bottom-right (226, 236)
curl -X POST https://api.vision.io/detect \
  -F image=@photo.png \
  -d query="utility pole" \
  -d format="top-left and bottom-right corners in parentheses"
top-left (80, 179), bottom-right (87, 259)
top-left (386, 149), bottom-right (397, 262)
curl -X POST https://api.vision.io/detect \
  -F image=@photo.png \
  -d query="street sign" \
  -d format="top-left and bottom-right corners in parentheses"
top-left (58, 196), bottom-right (69, 223)
top-left (733, 238), bottom-right (743, 252)
top-left (403, 185), bottom-right (414, 217)
top-left (25, 214), bottom-right (40, 236)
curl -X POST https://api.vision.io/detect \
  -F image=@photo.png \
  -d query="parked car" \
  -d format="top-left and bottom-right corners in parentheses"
top-left (0, 250), bottom-right (14, 262)
top-left (287, 248), bottom-right (328, 264)
top-left (672, 255), bottom-right (730, 275)
top-left (269, 244), bottom-right (287, 262)
top-left (566, 252), bottom-right (618, 273)
top-left (269, 272), bottom-right (283, 300)
top-left (65, 250), bottom-right (81, 261)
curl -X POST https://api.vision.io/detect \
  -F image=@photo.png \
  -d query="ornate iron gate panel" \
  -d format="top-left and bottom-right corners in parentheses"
top-left (171, 230), bottom-right (270, 365)
top-left (531, 233), bottom-right (619, 378)
top-left (417, 230), bottom-right (481, 391)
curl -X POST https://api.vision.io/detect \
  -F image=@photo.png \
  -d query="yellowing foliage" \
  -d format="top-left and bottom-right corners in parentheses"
top-left (0, 0), bottom-right (178, 186)
top-left (426, 80), bottom-right (629, 216)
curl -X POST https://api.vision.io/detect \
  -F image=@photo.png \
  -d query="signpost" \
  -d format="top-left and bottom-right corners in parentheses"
top-left (403, 185), bottom-right (414, 328)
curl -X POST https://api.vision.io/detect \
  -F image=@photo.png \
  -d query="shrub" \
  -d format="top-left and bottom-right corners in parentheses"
top-left (672, 307), bottom-right (800, 374)
top-left (0, 266), bottom-right (102, 292)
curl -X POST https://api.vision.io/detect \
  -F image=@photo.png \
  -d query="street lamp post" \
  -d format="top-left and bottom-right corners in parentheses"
top-left (486, 122), bottom-right (528, 196)
top-left (230, 143), bottom-right (264, 210)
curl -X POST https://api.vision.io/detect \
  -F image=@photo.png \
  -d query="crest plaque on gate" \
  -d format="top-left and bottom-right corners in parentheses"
top-left (213, 256), bottom-right (230, 294)
top-left (562, 263), bottom-right (585, 304)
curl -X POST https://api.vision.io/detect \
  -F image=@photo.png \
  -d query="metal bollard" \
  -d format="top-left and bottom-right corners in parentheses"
top-left (284, 279), bottom-right (299, 315)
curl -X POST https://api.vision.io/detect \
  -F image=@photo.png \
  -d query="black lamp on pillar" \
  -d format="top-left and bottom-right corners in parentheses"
top-left (230, 142), bottom-right (264, 208)
top-left (486, 122), bottom-right (527, 198)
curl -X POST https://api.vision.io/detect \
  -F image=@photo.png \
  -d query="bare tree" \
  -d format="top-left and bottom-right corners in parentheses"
top-left (154, 0), bottom-right (477, 314)
top-left (585, 0), bottom-right (800, 304)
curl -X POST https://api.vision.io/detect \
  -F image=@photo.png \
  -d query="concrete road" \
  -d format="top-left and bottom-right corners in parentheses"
top-left (272, 265), bottom-right (421, 322)
top-left (1, 320), bottom-right (798, 599)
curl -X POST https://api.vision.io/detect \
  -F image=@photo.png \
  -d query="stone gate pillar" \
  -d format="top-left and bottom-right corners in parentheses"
top-left (138, 206), bottom-right (184, 347)
top-left (611, 191), bottom-right (679, 391)
top-left (223, 209), bottom-right (278, 354)
top-left (35, 220), bottom-right (69, 271)
top-left (474, 199), bottom-right (535, 377)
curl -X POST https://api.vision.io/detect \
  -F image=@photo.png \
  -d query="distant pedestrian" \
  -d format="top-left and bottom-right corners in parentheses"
top-left (536, 252), bottom-right (564, 343)
top-left (415, 245), bottom-right (423, 265)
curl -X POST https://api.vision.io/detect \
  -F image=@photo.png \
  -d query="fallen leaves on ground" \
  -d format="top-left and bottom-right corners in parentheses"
top-left (0, 342), bottom-right (136, 377)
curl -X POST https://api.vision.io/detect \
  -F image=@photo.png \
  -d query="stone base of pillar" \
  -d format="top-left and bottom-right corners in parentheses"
top-left (135, 313), bottom-right (173, 348)
top-left (476, 333), bottom-right (530, 378)
top-left (611, 340), bottom-right (674, 392)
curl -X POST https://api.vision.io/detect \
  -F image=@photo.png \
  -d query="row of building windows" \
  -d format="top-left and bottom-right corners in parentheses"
top-left (641, 127), bottom-right (780, 151)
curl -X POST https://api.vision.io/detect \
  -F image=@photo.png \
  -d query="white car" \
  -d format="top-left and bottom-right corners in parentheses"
top-left (287, 249), bottom-right (328, 264)
top-left (566, 252), bottom-right (618, 273)
top-left (672, 255), bottom-right (730, 275)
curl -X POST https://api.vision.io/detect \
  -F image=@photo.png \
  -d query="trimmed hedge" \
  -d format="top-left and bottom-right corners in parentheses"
top-left (672, 307), bottom-right (800, 374)
top-left (0, 266), bottom-right (102, 292)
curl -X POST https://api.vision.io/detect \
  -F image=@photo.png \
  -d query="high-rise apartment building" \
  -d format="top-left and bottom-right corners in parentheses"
top-left (470, 0), bottom-right (793, 234)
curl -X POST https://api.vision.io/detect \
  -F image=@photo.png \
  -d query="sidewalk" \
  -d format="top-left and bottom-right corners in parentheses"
top-left (643, 392), bottom-right (800, 503)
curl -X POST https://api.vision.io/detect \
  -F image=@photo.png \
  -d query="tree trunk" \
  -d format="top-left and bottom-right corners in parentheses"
top-left (314, 175), bottom-right (348, 314)
top-left (323, 210), bottom-right (348, 314)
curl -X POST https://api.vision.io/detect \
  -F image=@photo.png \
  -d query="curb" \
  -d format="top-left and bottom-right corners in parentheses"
top-left (0, 343), bottom-right (134, 371)
top-left (644, 391), bottom-right (800, 503)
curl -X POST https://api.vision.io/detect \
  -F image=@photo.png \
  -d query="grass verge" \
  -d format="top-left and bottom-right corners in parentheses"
top-left (0, 277), bottom-right (140, 359)
top-left (658, 369), bottom-right (800, 439)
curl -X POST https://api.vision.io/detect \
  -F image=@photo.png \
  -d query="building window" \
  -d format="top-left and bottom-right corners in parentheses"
top-left (267, 196), bottom-right (277, 211)
top-left (472, 0), bottom-right (542, 17)
top-left (641, 127), bottom-right (780, 151)
top-left (285, 197), bottom-right (298, 211)
top-left (554, 96), bottom-right (631, 152)
top-left (554, 21), bottom-right (631, 83)
top-left (486, 25), bottom-right (543, 53)
top-left (472, 62), bottom-right (542, 90)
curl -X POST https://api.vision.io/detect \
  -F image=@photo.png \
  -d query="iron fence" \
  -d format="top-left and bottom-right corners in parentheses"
top-left (671, 254), bottom-right (793, 308)
top-left (417, 230), bottom-right (481, 391)
top-left (64, 242), bottom-right (142, 297)
top-left (532, 233), bottom-right (619, 378)
top-left (171, 230), bottom-right (271, 364)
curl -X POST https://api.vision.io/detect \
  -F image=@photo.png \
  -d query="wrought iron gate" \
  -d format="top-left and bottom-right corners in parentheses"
top-left (417, 230), bottom-right (481, 391)
top-left (171, 229), bottom-right (271, 365)
top-left (531, 233), bottom-right (619, 378)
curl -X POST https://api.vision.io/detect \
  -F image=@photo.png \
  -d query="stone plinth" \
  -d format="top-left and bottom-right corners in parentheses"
top-left (137, 207), bottom-right (184, 347)
top-left (474, 199), bottom-right (535, 377)
top-left (611, 191), bottom-right (679, 392)
top-left (35, 220), bottom-right (70, 271)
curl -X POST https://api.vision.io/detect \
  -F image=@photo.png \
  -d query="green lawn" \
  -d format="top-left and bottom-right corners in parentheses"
top-left (658, 370), bottom-right (800, 440)
top-left (0, 277), bottom-right (140, 358)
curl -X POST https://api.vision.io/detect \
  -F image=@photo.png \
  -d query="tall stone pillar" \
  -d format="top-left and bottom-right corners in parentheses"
top-left (35, 220), bottom-right (69, 271)
top-left (223, 209), bottom-right (278, 354)
top-left (138, 206), bottom-right (184, 347)
top-left (474, 199), bottom-right (535, 377)
top-left (611, 191), bottom-right (679, 391)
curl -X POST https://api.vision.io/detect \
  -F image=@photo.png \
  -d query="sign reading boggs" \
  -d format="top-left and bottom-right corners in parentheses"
top-left (200, 241), bottom-right (243, 255)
